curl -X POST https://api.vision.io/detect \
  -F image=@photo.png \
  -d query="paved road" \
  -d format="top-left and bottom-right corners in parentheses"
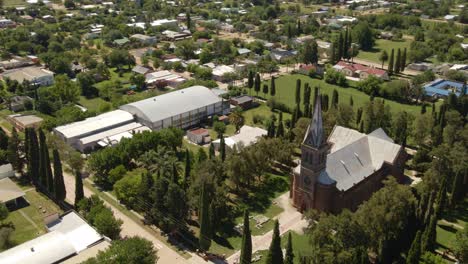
top-left (62, 170), bottom-right (196, 264)
top-left (226, 193), bottom-right (307, 264)
top-left (351, 58), bottom-right (421, 76)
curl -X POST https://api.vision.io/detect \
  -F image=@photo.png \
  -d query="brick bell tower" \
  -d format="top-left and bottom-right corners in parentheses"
top-left (292, 92), bottom-right (330, 212)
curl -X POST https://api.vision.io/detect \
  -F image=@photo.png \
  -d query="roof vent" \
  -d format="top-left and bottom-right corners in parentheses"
top-left (340, 160), bottom-right (351, 175)
top-left (31, 247), bottom-right (35, 252)
top-left (354, 152), bottom-right (363, 166)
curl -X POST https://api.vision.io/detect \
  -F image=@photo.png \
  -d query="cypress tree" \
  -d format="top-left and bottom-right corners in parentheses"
top-left (330, 42), bottom-right (337, 64)
top-left (322, 94), bottom-right (329, 111)
top-left (284, 232), bottom-right (294, 264)
top-left (28, 129), bottom-right (40, 185)
top-left (45, 144), bottom-right (53, 194)
top-left (266, 220), bottom-right (283, 264)
top-left (0, 128), bottom-right (8, 150)
top-left (338, 32), bottom-right (344, 60)
top-left (209, 143), bottom-right (215, 159)
top-left (435, 180), bottom-right (447, 217)
top-left (313, 86), bottom-right (319, 108)
top-left (7, 129), bottom-right (21, 172)
top-left (139, 171), bottom-right (154, 206)
top-left (263, 84), bottom-right (269, 98)
top-left (395, 48), bottom-right (401, 74)
top-left (296, 20), bottom-right (302, 35)
top-left (74, 170), bottom-right (84, 207)
top-left (450, 172), bottom-right (463, 207)
top-left (388, 49), bottom-right (394, 75)
top-left (276, 112), bottom-right (285, 137)
top-left (52, 149), bottom-right (66, 202)
top-left (421, 214), bottom-right (437, 252)
top-left (186, 9), bottom-right (191, 29)
top-left (295, 79), bottom-right (301, 105)
top-left (239, 210), bottom-right (252, 264)
top-left (270, 77), bottom-right (276, 97)
top-left (331, 89), bottom-right (339, 108)
top-left (38, 129), bottom-right (47, 188)
top-left (248, 71), bottom-right (254, 91)
top-left (424, 192), bottom-right (435, 225)
top-left (220, 135), bottom-right (226, 162)
top-left (343, 27), bottom-right (349, 60)
top-left (359, 120), bottom-right (364, 132)
top-left (184, 149), bottom-right (191, 190)
top-left (198, 182), bottom-right (211, 251)
top-left (350, 96), bottom-right (354, 106)
top-left (421, 104), bottom-right (427, 114)
top-left (406, 230), bottom-right (422, 264)
top-left (254, 73), bottom-right (261, 96)
top-left (401, 48), bottom-right (407, 71)
top-left (356, 107), bottom-right (363, 125)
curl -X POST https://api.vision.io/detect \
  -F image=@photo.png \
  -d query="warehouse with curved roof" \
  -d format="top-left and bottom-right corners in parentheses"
top-left (119, 85), bottom-right (229, 130)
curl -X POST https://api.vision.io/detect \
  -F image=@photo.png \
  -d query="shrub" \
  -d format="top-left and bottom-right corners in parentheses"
top-left (252, 114), bottom-right (265, 124)
top-left (266, 97), bottom-right (291, 113)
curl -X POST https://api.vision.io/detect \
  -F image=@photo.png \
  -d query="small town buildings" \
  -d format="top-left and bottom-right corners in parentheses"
top-left (0, 211), bottom-right (110, 264)
top-left (444, 14), bottom-right (458, 21)
top-left (1, 67), bottom-right (54, 87)
top-left (8, 114), bottom-right (43, 131)
top-left (0, 164), bottom-right (15, 180)
top-left (0, 177), bottom-right (25, 206)
top-left (333, 61), bottom-right (389, 80)
top-left (144, 70), bottom-right (186, 87)
top-left (407, 62), bottom-right (433, 72)
top-left (120, 86), bottom-right (230, 131)
top-left (379, 31), bottom-right (394, 40)
top-left (423, 79), bottom-right (465, 98)
top-left (230, 95), bottom-right (254, 110)
top-left (212, 65), bottom-right (236, 82)
top-left (299, 64), bottom-right (325, 76)
top-left (291, 95), bottom-right (406, 214)
top-left (151, 19), bottom-right (178, 28)
top-left (113, 37), bottom-right (130, 46)
top-left (8, 96), bottom-right (33, 112)
top-left (161, 30), bottom-right (191, 41)
top-left (270, 48), bottom-right (297, 63)
top-left (237, 48), bottom-right (251, 56)
top-left (212, 125), bottom-right (267, 149)
top-left (187, 128), bottom-right (211, 145)
top-left (0, 18), bottom-right (16, 28)
top-left (132, 65), bottom-right (151, 75)
top-left (130, 34), bottom-right (157, 45)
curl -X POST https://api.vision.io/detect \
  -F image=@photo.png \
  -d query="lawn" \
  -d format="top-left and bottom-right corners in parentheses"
top-left (3, 0), bottom-right (25, 7)
top-left (356, 39), bottom-right (412, 65)
top-left (256, 231), bottom-right (310, 264)
top-left (261, 74), bottom-right (435, 116)
top-left (2, 189), bottom-right (62, 250)
top-left (0, 109), bottom-right (14, 133)
top-left (436, 198), bottom-right (468, 252)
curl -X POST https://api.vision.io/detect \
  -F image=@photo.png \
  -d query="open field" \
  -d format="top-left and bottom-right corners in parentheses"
top-left (356, 39), bottom-right (412, 65)
top-left (436, 198), bottom-right (467, 252)
top-left (261, 74), bottom-right (435, 116)
top-left (2, 189), bottom-right (62, 250)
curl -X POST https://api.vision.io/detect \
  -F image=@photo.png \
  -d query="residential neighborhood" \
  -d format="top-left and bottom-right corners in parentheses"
top-left (0, 0), bottom-right (467, 264)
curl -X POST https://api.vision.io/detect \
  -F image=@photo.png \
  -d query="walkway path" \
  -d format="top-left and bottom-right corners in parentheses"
top-left (226, 193), bottom-right (308, 264)
top-left (18, 210), bottom-right (41, 234)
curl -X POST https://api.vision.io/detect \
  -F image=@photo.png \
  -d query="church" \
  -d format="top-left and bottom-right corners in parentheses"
top-left (291, 94), bottom-right (407, 214)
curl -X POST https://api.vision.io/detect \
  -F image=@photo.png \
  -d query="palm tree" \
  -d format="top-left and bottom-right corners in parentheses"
top-left (229, 107), bottom-right (245, 133)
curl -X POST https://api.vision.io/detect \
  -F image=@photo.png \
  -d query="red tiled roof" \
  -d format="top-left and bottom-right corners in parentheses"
top-left (189, 128), bottom-right (209, 135)
top-left (336, 61), bottom-right (387, 76)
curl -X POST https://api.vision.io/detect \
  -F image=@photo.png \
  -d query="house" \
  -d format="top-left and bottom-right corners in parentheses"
top-left (0, 18), bottom-right (16, 28)
top-left (270, 48), bottom-right (297, 62)
top-left (230, 95), bottom-right (254, 110)
top-left (237, 48), bottom-right (251, 56)
top-left (0, 178), bottom-right (25, 207)
top-left (162, 30), bottom-right (191, 41)
top-left (42, 15), bottom-right (55, 23)
top-left (299, 64), bottom-right (325, 76)
top-left (113, 37), bottom-right (130, 46)
top-left (132, 65), bottom-right (151, 75)
top-left (187, 128), bottom-right (211, 145)
top-left (219, 23), bottom-right (235, 32)
top-left (1, 66), bottom-right (54, 87)
top-left (144, 70), bottom-right (186, 88)
top-left (7, 96), bottom-right (33, 112)
top-left (444, 14), bottom-right (458, 21)
top-left (0, 211), bottom-right (110, 264)
top-left (212, 125), bottom-right (267, 149)
top-left (407, 62), bottom-right (433, 72)
top-left (379, 31), bottom-right (393, 40)
top-left (423, 79), bottom-right (465, 99)
top-left (150, 19), bottom-right (178, 28)
top-left (0, 164), bottom-right (15, 180)
top-left (8, 114), bottom-right (43, 131)
top-left (292, 95), bottom-right (406, 213)
top-left (130, 34), bottom-right (157, 45)
top-left (212, 65), bottom-right (236, 82)
top-left (333, 61), bottom-right (389, 80)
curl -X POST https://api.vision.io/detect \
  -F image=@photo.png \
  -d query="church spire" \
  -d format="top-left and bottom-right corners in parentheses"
top-left (303, 91), bottom-right (324, 148)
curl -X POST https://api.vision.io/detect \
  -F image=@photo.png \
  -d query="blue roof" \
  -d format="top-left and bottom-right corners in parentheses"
top-left (423, 79), bottom-right (465, 97)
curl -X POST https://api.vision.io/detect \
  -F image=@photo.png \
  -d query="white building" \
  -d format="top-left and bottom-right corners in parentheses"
top-left (120, 86), bottom-right (230, 131)
top-left (0, 211), bottom-right (110, 264)
top-left (1, 67), bottom-right (54, 87)
top-left (150, 19), bottom-right (178, 28)
top-left (144, 70), bottom-right (186, 87)
top-left (212, 125), bottom-right (267, 149)
top-left (212, 65), bottom-right (236, 82)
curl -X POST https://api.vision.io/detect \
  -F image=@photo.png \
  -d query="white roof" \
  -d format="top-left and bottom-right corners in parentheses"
top-left (212, 65), bottom-right (235, 77)
top-left (0, 211), bottom-right (103, 264)
top-left (54, 110), bottom-right (134, 139)
top-left (151, 19), bottom-right (177, 27)
top-left (213, 125), bottom-right (267, 148)
top-left (450, 64), bottom-right (468, 71)
top-left (145, 70), bottom-right (184, 84)
top-left (120, 86), bottom-right (223, 124)
top-left (78, 122), bottom-right (145, 145)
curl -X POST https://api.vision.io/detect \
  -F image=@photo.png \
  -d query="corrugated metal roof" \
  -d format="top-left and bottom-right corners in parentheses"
top-left (120, 86), bottom-right (223, 123)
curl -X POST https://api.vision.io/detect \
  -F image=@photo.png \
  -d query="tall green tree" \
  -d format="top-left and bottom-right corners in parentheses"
top-left (239, 210), bottom-right (252, 264)
top-left (184, 149), bottom-right (191, 189)
top-left (450, 172), bottom-right (464, 207)
top-left (26, 128), bottom-right (40, 185)
top-left (198, 182), bottom-right (212, 251)
top-left (401, 48), bottom-right (407, 72)
top-left (266, 220), bottom-right (283, 264)
top-left (388, 49), bottom-right (395, 75)
top-left (421, 214), bottom-right (437, 252)
top-left (220, 135), bottom-right (226, 162)
top-left (52, 149), bottom-right (66, 202)
top-left (295, 79), bottom-right (301, 105)
top-left (406, 230), bottom-right (422, 264)
top-left (0, 128), bottom-right (8, 150)
top-left (75, 170), bottom-right (84, 207)
top-left (276, 112), bottom-right (285, 138)
top-left (270, 77), bottom-right (276, 97)
top-left (331, 89), bottom-right (339, 108)
top-left (379, 50), bottom-right (388, 68)
top-left (338, 32), bottom-right (344, 60)
top-left (254, 73), bottom-right (261, 96)
top-left (209, 143), bottom-right (215, 159)
top-left (284, 232), bottom-right (294, 264)
top-left (263, 84), bottom-right (269, 98)
top-left (7, 129), bottom-right (21, 172)
top-left (248, 71), bottom-right (254, 95)
top-left (395, 49), bottom-right (401, 74)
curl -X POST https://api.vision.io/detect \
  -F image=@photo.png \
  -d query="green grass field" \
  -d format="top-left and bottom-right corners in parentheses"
top-left (261, 74), bottom-right (433, 116)
top-left (356, 39), bottom-right (411, 65)
top-left (3, 0), bottom-right (25, 7)
top-left (436, 198), bottom-right (468, 252)
top-left (2, 189), bottom-right (62, 250)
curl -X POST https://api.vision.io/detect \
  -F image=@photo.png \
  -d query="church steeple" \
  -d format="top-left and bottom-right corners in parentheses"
top-left (303, 92), bottom-right (324, 148)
